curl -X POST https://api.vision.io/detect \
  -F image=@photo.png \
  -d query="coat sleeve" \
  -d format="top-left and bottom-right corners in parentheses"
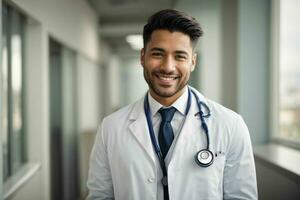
top-left (223, 115), bottom-right (258, 200)
top-left (86, 119), bottom-right (114, 200)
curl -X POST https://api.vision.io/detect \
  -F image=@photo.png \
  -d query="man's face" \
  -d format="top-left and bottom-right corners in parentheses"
top-left (141, 29), bottom-right (197, 103)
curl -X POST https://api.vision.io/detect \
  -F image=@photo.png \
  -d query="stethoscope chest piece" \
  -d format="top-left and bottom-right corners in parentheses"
top-left (194, 149), bottom-right (214, 167)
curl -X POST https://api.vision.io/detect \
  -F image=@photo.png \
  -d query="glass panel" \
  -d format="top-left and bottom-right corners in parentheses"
top-left (61, 47), bottom-right (79, 200)
top-left (279, 0), bottom-right (300, 140)
top-left (2, 2), bottom-right (9, 180)
top-left (10, 8), bottom-right (24, 173)
top-left (49, 39), bottom-right (63, 200)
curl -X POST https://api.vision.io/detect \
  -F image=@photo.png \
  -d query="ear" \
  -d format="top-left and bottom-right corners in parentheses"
top-left (140, 48), bottom-right (145, 67)
top-left (191, 53), bottom-right (197, 72)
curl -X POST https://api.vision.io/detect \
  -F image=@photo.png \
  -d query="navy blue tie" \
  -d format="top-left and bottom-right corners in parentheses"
top-left (158, 107), bottom-right (176, 159)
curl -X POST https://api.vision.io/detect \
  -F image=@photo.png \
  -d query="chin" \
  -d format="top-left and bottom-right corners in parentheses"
top-left (154, 87), bottom-right (180, 98)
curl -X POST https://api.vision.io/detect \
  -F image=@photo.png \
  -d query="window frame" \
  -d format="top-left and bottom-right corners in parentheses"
top-left (1, 2), bottom-right (42, 198)
top-left (0, 0), bottom-right (3, 197)
top-left (1, 1), bottom-right (27, 182)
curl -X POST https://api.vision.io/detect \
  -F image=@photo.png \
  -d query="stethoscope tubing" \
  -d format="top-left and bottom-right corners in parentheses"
top-left (191, 90), bottom-right (211, 150)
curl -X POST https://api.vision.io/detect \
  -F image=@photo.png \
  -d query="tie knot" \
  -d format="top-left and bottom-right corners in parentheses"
top-left (159, 107), bottom-right (176, 122)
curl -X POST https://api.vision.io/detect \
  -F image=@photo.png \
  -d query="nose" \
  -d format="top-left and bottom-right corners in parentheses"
top-left (161, 55), bottom-right (176, 73)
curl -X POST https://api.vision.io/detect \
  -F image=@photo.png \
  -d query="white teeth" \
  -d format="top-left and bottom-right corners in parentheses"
top-left (157, 74), bottom-right (177, 80)
top-left (160, 76), bottom-right (174, 80)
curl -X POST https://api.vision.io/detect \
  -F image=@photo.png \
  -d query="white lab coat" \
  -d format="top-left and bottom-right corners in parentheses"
top-left (87, 89), bottom-right (257, 200)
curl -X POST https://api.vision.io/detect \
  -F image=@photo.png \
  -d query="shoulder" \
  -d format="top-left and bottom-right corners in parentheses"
top-left (101, 97), bottom-right (143, 129)
top-left (204, 97), bottom-right (250, 147)
top-left (203, 98), bottom-right (252, 154)
top-left (205, 98), bottom-right (248, 138)
top-left (98, 97), bottom-right (144, 146)
top-left (206, 99), bottom-right (242, 125)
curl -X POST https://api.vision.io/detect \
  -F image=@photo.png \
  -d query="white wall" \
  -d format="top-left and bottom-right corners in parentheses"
top-left (221, 0), bottom-right (238, 111)
top-left (120, 56), bottom-right (148, 107)
top-left (237, 0), bottom-right (270, 144)
top-left (104, 55), bottom-right (122, 113)
top-left (6, 0), bottom-right (101, 199)
top-left (77, 55), bottom-right (102, 132)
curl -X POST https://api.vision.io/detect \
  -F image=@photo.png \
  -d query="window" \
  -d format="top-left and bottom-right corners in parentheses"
top-left (1, 2), bottom-right (26, 181)
top-left (273, 0), bottom-right (300, 144)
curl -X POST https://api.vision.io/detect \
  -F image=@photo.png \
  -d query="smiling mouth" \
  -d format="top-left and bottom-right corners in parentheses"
top-left (155, 73), bottom-right (179, 81)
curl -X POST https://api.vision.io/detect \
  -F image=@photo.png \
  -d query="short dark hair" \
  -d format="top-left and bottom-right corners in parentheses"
top-left (143, 9), bottom-right (203, 48)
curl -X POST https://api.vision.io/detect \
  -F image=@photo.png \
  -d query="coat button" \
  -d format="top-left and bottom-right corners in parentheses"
top-left (147, 177), bottom-right (155, 183)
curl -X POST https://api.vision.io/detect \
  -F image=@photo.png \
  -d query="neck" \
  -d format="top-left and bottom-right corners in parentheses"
top-left (149, 86), bottom-right (187, 107)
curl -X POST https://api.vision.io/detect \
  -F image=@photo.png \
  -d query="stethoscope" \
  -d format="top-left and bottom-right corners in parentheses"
top-left (143, 87), bottom-right (214, 191)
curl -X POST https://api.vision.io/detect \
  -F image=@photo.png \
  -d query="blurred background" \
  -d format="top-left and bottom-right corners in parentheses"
top-left (0, 0), bottom-right (300, 199)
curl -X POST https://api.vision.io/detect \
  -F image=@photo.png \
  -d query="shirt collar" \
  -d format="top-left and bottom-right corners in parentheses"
top-left (147, 87), bottom-right (189, 117)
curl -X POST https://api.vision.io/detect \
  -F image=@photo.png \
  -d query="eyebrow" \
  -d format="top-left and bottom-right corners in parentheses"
top-left (150, 47), bottom-right (189, 56)
top-left (174, 50), bottom-right (188, 56)
top-left (150, 47), bottom-right (165, 52)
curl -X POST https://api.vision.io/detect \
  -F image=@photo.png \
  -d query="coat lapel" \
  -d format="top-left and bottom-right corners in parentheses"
top-left (128, 98), bottom-right (156, 164)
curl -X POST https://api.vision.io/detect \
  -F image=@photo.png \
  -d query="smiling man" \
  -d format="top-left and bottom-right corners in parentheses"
top-left (87, 9), bottom-right (257, 200)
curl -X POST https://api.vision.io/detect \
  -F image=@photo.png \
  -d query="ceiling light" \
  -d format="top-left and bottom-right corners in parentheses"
top-left (126, 34), bottom-right (143, 50)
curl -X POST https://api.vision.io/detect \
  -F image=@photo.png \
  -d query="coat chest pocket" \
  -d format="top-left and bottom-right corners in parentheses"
top-left (193, 156), bottom-right (226, 198)
top-left (170, 156), bottom-right (226, 200)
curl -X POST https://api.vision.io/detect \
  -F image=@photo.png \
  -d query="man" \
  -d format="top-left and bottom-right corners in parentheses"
top-left (87, 9), bottom-right (257, 200)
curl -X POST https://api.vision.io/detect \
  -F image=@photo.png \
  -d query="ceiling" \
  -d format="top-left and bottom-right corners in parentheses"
top-left (87, 0), bottom-right (177, 55)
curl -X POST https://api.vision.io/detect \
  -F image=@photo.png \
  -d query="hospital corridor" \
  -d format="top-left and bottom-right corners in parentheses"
top-left (0, 0), bottom-right (300, 199)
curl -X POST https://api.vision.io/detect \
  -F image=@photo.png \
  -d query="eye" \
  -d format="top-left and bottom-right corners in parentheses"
top-left (151, 52), bottom-right (163, 57)
top-left (175, 54), bottom-right (187, 61)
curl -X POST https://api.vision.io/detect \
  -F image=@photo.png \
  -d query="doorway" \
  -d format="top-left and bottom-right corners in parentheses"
top-left (49, 38), bottom-right (79, 200)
